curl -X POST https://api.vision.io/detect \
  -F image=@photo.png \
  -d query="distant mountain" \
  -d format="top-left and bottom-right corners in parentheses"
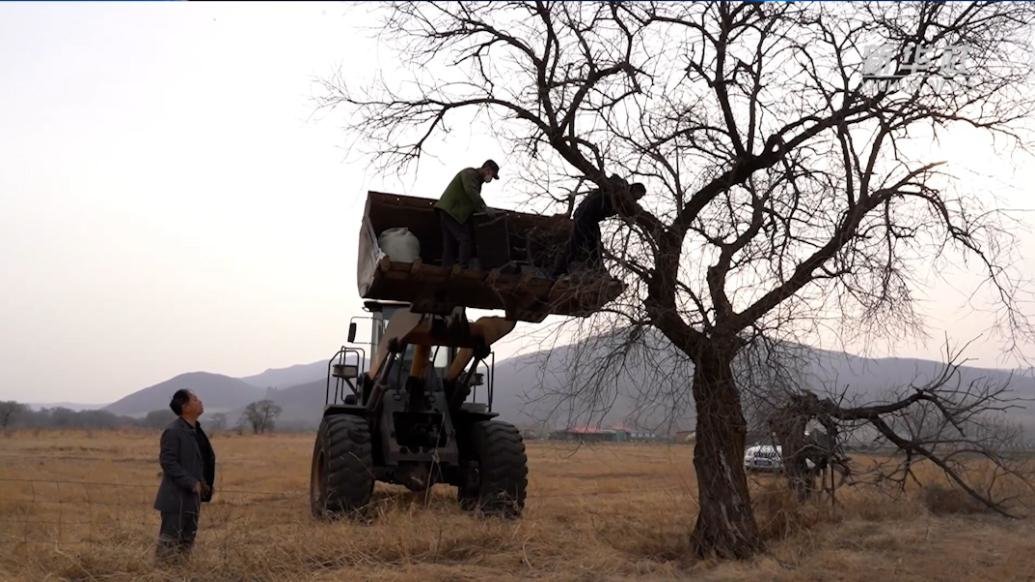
top-left (804, 348), bottom-right (1035, 402)
top-left (104, 372), bottom-right (266, 417)
top-left (489, 340), bottom-right (1035, 434)
top-left (803, 349), bottom-right (1035, 431)
top-left (96, 336), bottom-right (1035, 435)
top-left (239, 360), bottom-right (327, 390)
top-left (490, 341), bottom-right (693, 431)
top-left (253, 343), bottom-right (688, 430)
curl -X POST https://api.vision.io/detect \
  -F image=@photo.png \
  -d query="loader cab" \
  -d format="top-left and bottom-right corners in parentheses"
top-left (354, 299), bottom-right (449, 379)
top-left (350, 299), bottom-right (408, 359)
top-left (326, 300), bottom-right (495, 413)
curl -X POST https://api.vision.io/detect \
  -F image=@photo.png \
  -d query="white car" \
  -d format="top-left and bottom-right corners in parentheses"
top-left (743, 444), bottom-right (783, 472)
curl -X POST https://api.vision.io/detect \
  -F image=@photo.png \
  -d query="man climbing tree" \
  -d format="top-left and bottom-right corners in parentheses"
top-left (320, 2), bottom-right (1035, 558)
top-left (553, 177), bottom-right (646, 277)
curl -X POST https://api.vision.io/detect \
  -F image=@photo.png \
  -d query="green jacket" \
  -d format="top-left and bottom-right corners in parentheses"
top-left (435, 167), bottom-right (486, 224)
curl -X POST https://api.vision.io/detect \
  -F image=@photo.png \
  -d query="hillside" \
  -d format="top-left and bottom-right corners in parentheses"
top-left (98, 337), bottom-right (1035, 434)
top-left (104, 372), bottom-right (266, 417)
top-left (489, 339), bottom-right (1035, 434)
top-left (803, 348), bottom-right (1035, 430)
top-left (239, 360), bottom-right (327, 390)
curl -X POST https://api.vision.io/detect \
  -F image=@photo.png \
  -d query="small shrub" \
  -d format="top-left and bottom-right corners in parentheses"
top-left (921, 485), bottom-right (985, 515)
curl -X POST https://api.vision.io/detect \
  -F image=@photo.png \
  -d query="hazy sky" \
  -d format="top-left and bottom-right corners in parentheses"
top-left (2, 3), bottom-right (1033, 404)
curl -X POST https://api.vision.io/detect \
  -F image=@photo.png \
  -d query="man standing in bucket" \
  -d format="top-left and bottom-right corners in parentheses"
top-left (434, 159), bottom-right (500, 269)
top-left (154, 388), bottom-right (215, 562)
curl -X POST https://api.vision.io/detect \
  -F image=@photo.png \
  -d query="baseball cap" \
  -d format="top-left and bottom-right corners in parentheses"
top-left (483, 159), bottom-right (500, 180)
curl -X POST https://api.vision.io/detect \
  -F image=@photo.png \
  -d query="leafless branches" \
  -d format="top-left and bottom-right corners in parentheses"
top-left (768, 340), bottom-right (1034, 516)
top-left (323, 2), bottom-right (1034, 359)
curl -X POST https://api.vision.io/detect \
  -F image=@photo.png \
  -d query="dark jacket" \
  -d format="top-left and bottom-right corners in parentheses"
top-left (573, 189), bottom-right (616, 225)
top-left (153, 417), bottom-right (216, 513)
top-left (435, 167), bottom-right (487, 224)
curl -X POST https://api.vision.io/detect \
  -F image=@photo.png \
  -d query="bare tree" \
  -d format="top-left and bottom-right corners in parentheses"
top-left (141, 408), bottom-right (176, 429)
top-left (208, 412), bottom-right (229, 432)
top-left (768, 341), bottom-right (1033, 515)
top-left (0, 401), bottom-right (26, 432)
top-left (242, 400), bottom-right (283, 435)
top-left (321, 2), bottom-right (1035, 557)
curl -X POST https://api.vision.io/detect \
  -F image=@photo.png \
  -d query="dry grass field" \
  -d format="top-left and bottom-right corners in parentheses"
top-left (1, 429), bottom-right (1034, 581)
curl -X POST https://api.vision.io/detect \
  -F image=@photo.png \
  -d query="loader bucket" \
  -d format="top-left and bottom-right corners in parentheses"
top-left (357, 191), bottom-right (624, 322)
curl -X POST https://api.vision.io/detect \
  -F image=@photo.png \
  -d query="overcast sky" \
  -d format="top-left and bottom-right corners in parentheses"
top-left (2, 3), bottom-right (1034, 404)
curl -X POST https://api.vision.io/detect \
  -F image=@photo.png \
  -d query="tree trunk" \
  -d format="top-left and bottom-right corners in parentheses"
top-left (770, 407), bottom-right (814, 501)
top-left (690, 350), bottom-right (763, 558)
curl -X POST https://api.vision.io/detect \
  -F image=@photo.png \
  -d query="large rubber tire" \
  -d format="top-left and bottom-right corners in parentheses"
top-left (457, 420), bottom-right (528, 518)
top-left (310, 414), bottom-right (374, 518)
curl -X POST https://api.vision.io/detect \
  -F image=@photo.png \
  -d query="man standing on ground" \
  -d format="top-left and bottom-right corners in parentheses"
top-left (434, 159), bottom-right (500, 269)
top-left (553, 179), bottom-right (646, 277)
top-left (154, 389), bottom-right (215, 561)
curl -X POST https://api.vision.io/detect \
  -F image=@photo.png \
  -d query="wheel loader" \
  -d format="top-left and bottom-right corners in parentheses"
top-left (309, 191), bottom-right (623, 518)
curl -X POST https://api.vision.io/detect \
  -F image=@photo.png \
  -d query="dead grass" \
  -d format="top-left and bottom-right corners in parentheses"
top-left (0, 430), bottom-right (1033, 581)
top-left (921, 484), bottom-right (987, 515)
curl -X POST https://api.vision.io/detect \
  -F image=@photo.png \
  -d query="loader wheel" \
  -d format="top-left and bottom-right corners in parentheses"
top-left (457, 420), bottom-right (528, 518)
top-left (310, 415), bottom-right (374, 518)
